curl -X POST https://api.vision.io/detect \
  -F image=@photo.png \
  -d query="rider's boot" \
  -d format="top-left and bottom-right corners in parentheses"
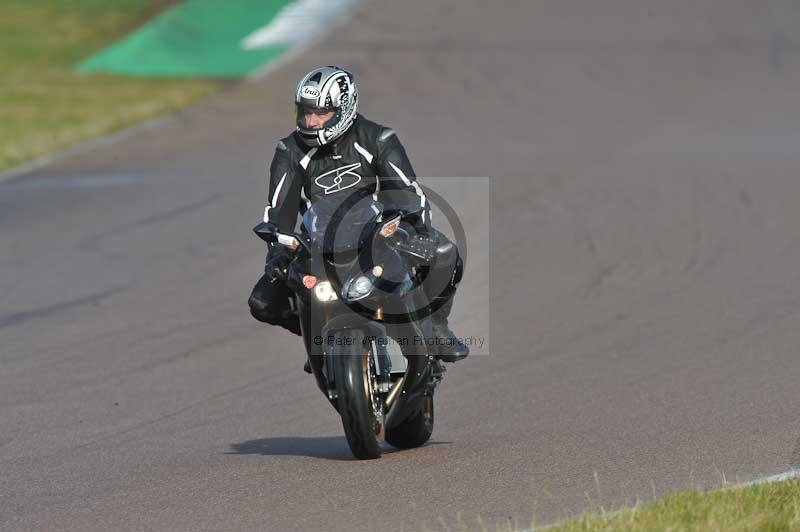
top-left (303, 360), bottom-right (312, 374)
top-left (429, 295), bottom-right (469, 363)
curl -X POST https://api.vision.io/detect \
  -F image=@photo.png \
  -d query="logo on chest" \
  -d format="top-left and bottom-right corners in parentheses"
top-left (314, 162), bottom-right (362, 194)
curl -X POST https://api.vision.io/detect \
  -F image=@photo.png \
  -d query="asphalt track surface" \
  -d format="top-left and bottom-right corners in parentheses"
top-left (3, 1), bottom-right (800, 530)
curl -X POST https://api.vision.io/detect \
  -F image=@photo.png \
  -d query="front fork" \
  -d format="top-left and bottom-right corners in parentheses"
top-left (297, 285), bottom-right (445, 420)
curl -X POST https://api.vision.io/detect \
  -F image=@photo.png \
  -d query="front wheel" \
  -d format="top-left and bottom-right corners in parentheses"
top-left (331, 330), bottom-right (384, 459)
top-left (386, 394), bottom-right (434, 449)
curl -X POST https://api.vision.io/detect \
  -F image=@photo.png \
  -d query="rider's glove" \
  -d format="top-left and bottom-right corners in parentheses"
top-left (265, 245), bottom-right (293, 281)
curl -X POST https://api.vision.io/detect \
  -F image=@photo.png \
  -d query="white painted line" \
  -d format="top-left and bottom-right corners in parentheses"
top-left (516, 468), bottom-right (800, 531)
top-left (0, 0), bottom-right (362, 183)
top-left (241, 0), bottom-right (359, 49)
top-left (246, 0), bottom-right (362, 81)
top-left (744, 468), bottom-right (800, 486)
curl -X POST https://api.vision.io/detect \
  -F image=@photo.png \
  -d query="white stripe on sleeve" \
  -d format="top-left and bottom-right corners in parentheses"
top-left (353, 141), bottom-right (374, 164)
top-left (388, 161), bottom-right (427, 223)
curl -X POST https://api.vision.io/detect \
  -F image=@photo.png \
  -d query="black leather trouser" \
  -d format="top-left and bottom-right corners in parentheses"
top-left (248, 273), bottom-right (302, 335)
top-left (417, 229), bottom-right (463, 322)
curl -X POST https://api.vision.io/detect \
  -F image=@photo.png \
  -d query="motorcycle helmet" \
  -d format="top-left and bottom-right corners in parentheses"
top-left (295, 66), bottom-right (358, 147)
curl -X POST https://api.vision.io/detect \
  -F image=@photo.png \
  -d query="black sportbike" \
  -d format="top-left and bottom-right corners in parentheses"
top-left (254, 194), bottom-right (446, 459)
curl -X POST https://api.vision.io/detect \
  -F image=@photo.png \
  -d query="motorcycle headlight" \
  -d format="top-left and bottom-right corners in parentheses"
top-left (346, 275), bottom-right (374, 301)
top-left (314, 281), bottom-right (338, 302)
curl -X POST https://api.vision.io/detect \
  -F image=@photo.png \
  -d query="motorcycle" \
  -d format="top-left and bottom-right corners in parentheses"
top-left (253, 193), bottom-right (446, 459)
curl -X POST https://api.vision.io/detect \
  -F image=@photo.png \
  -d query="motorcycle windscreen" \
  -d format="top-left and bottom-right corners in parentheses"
top-left (302, 194), bottom-right (383, 256)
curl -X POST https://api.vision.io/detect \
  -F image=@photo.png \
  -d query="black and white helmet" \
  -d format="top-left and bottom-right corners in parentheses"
top-left (295, 66), bottom-right (358, 147)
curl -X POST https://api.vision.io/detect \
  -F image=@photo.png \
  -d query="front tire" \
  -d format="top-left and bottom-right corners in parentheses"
top-left (331, 330), bottom-right (384, 459)
top-left (385, 394), bottom-right (434, 449)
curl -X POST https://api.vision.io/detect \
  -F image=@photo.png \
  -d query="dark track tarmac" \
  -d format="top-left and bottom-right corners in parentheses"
top-left (3, 1), bottom-right (800, 530)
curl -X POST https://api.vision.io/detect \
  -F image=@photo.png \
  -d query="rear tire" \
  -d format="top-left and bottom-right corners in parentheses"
top-left (385, 394), bottom-right (434, 449)
top-left (331, 330), bottom-right (383, 459)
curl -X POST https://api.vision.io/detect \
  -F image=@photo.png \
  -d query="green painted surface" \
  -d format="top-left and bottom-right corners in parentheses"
top-left (78, 0), bottom-right (293, 78)
top-left (0, 0), bottom-right (217, 172)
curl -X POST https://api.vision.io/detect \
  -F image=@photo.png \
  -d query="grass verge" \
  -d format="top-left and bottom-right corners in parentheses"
top-left (537, 477), bottom-right (800, 532)
top-left (0, 0), bottom-right (219, 173)
top-left (423, 478), bottom-right (800, 531)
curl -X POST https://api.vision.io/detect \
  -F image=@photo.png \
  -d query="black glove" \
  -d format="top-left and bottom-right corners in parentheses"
top-left (265, 245), bottom-right (293, 281)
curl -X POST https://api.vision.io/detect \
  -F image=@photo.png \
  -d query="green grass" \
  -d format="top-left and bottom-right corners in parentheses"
top-left (0, 0), bottom-right (218, 172)
top-left (539, 478), bottom-right (800, 531)
top-left (422, 478), bottom-right (800, 532)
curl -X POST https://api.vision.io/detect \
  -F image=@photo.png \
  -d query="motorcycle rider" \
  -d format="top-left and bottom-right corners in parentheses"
top-left (248, 66), bottom-right (468, 363)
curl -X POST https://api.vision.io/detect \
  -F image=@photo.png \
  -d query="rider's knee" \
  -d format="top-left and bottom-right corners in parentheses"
top-left (249, 294), bottom-right (282, 323)
top-left (418, 230), bottom-right (463, 304)
top-left (431, 230), bottom-right (463, 288)
top-left (248, 274), bottom-right (290, 324)
top-left (451, 252), bottom-right (463, 286)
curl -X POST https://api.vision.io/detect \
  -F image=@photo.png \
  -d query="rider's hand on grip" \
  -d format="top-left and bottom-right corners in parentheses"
top-left (266, 247), bottom-right (292, 281)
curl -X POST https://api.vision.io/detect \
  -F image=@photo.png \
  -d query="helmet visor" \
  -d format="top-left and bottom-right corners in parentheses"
top-left (296, 103), bottom-right (340, 132)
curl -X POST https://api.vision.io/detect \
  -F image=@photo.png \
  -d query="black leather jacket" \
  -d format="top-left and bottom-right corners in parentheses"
top-left (262, 114), bottom-right (431, 236)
